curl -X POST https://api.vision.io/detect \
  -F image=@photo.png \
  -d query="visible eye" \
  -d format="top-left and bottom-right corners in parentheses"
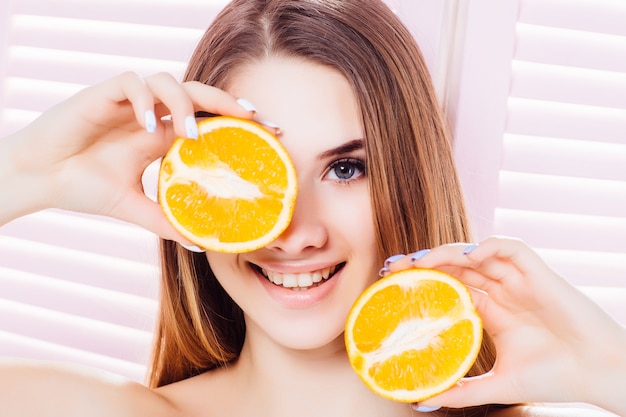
top-left (325, 158), bottom-right (366, 182)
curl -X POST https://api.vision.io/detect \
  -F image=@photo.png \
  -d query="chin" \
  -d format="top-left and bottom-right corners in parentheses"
top-left (248, 308), bottom-right (349, 352)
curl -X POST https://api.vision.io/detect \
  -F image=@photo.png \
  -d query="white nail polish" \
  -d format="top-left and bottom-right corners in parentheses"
top-left (185, 115), bottom-right (199, 139)
top-left (258, 120), bottom-right (282, 136)
top-left (412, 405), bottom-right (441, 412)
top-left (145, 110), bottom-right (157, 133)
top-left (236, 98), bottom-right (257, 113)
top-left (259, 119), bottom-right (279, 129)
top-left (180, 243), bottom-right (205, 253)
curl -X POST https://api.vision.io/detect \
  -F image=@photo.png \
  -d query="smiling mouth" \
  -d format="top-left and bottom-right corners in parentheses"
top-left (252, 262), bottom-right (346, 290)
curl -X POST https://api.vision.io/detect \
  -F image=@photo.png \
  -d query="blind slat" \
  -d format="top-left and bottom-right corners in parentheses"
top-left (6, 46), bottom-right (188, 85)
top-left (0, 109), bottom-right (40, 136)
top-left (578, 286), bottom-right (626, 324)
top-left (0, 210), bottom-right (159, 263)
top-left (507, 97), bottom-right (626, 143)
top-left (14, 0), bottom-right (229, 30)
top-left (0, 237), bottom-right (159, 297)
top-left (0, 267), bottom-right (156, 331)
top-left (10, 15), bottom-right (203, 62)
top-left (519, 0), bottom-right (626, 37)
top-left (516, 23), bottom-right (626, 73)
top-left (494, 208), bottom-right (626, 253)
top-left (511, 60), bottom-right (626, 108)
top-left (0, 299), bottom-right (153, 362)
top-left (537, 248), bottom-right (626, 288)
top-left (0, 330), bottom-right (146, 382)
top-left (498, 171), bottom-right (626, 218)
top-left (3, 77), bottom-right (86, 113)
top-left (502, 134), bottom-right (626, 182)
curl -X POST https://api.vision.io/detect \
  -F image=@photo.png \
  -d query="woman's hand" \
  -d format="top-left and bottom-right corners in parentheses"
top-left (386, 237), bottom-right (626, 415)
top-left (0, 72), bottom-right (255, 242)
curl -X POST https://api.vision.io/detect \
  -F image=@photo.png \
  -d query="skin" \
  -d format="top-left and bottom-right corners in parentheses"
top-left (0, 60), bottom-right (624, 416)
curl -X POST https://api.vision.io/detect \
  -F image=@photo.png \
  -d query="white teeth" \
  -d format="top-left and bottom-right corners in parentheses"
top-left (322, 267), bottom-right (331, 279)
top-left (282, 273), bottom-right (298, 288)
top-left (297, 273), bottom-right (313, 287)
top-left (260, 265), bottom-right (340, 289)
top-left (271, 273), bottom-right (283, 285)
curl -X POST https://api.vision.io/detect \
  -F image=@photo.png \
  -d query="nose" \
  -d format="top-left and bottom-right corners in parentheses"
top-left (265, 184), bottom-right (328, 254)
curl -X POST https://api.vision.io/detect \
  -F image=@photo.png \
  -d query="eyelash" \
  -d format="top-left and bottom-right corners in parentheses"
top-left (325, 158), bottom-right (366, 184)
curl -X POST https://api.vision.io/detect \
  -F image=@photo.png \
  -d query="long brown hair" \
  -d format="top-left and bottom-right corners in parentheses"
top-left (151, 1), bottom-right (498, 415)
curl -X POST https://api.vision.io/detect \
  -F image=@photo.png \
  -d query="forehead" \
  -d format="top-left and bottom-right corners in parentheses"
top-left (225, 57), bottom-right (364, 157)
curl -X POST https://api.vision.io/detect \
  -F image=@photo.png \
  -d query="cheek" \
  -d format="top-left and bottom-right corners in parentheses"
top-left (330, 187), bottom-right (374, 236)
top-left (324, 185), bottom-right (376, 250)
top-left (205, 252), bottom-right (241, 289)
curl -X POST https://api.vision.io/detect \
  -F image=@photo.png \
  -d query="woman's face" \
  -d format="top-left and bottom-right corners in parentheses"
top-left (206, 57), bottom-right (379, 351)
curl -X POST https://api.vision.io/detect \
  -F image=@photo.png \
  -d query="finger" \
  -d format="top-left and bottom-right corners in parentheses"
top-left (95, 72), bottom-right (157, 132)
top-left (182, 81), bottom-right (257, 119)
top-left (147, 76), bottom-right (258, 140)
top-left (416, 372), bottom-right (512, 409)
top-left (404, 241), bottom-right (530, 292)
top-left (467, 236), bottom-right (558, 283)
top-left (388, 243), bottom-right (472, 273)
top-left (145, 73), bottom-right (198, 139)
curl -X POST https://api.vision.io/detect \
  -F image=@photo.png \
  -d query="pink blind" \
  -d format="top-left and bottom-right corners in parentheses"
top-left (0, 0), bottom-right (228, 381)
top-left (451, 0), bottom-right (626, 323)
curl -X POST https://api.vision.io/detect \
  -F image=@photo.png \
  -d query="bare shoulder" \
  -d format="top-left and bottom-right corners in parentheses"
top-left (491, 405), bottom-right (616, 417)
top-left (0, 359), bottom-right (180, 417)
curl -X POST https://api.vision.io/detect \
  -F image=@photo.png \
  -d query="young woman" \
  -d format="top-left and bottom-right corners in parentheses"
top-left (0, 1), bottom-right (623, 416)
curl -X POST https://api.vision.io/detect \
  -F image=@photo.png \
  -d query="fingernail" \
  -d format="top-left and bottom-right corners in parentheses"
top-left (180, 243), bottom-right (205, 253)
top-left (409, 249), bottom-right (430, 265)
top-left (236, 98), bottom-right (257, 113)
top-left (145, 110), bottom-right (157, 133)
top-left (463, 243), bottom-right (478, 255)
top-left (258, 120), bottom-right (282, 136)
top-left (412, 404), bottom-right (442, 412)
top-left (384, 253), bottom-right (405, 268)
top-left (378, 266), bottom-right (390, 277)
top-left (185, 115), bottom-right (199, 140)
top-left (259, 119), bottom-right (279, 129)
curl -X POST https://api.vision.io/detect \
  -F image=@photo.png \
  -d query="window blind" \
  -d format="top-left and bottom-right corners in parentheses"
top-left (0, 0), bottom-right (228, 382)
top-left (0, 0), bottom-right (438, 383)
top-left (450, 0), bottom-right (626, 323)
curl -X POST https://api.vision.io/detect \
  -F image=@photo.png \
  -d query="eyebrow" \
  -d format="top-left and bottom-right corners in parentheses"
top-left (318, 139), bottom-right (364, 160)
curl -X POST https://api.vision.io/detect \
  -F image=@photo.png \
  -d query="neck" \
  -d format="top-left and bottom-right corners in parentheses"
top-left (231, 322), bottom-right (415, 417)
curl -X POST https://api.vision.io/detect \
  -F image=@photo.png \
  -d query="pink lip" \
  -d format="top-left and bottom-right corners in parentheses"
top-left (252, 263), bottom-right (343, 310)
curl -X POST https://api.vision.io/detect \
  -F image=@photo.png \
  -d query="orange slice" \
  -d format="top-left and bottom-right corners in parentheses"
top-left (158, 116), bottom-right (297, 253)
top-left (345, 268), bottom-right (482, 402)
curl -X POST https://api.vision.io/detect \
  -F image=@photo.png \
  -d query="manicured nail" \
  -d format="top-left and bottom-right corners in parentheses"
top-left (409, 249), bottom-right (430, 265)
top-left (145, 110), bottom-right (157, 133)
top-left (180, 243), bottom-right (204, 253)
top-left (236, 98), bottom-right (257, 113)
top-left (259, 119), bottom-right (279, 129)
top-left (258, 120), bottom-right (282, 135)
top-left (463, 243), bottom-right (478, 255)
top-left (185, 115), bottom-right (199, 139)
top-left (412, 404), bottom-right (442, 412)
top-left (378, 266), bottom-right (390, 277)
top-left (384, 253), bottom-right (405, 268)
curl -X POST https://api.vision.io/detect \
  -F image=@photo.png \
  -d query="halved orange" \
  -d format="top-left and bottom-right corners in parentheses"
top-left (158, 116), bottom-right (297, 253)
top-left (345, 268), bottom-right (482, 402)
